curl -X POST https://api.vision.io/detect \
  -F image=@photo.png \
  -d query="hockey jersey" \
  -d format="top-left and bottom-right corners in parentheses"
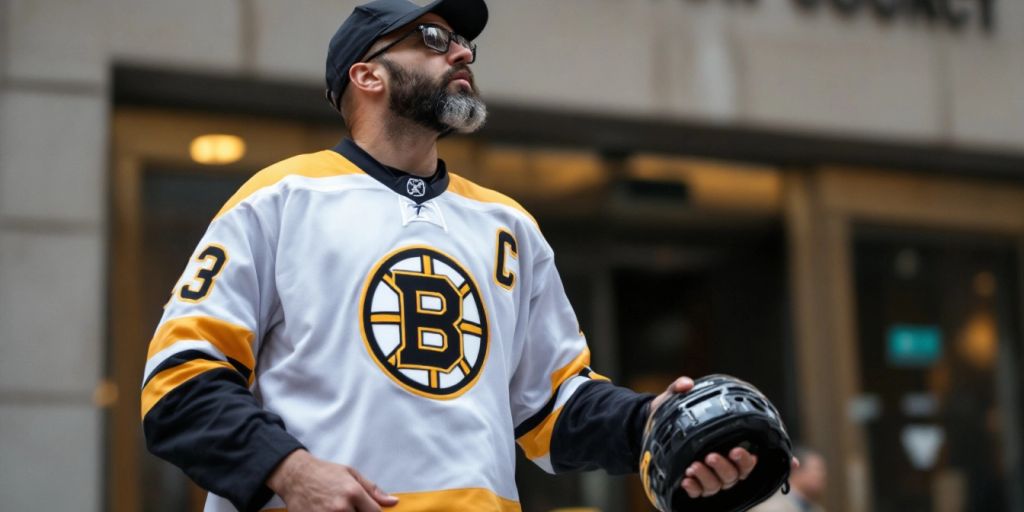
top-left (141, 139), bottom-right (651, 512)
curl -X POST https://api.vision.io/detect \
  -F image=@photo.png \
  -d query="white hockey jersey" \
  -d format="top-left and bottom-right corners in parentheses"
top-left (141, 139), bottom-right (615, 512)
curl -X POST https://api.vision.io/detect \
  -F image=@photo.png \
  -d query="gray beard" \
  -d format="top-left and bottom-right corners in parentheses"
top-left (381, 59), bottom-right (487, 135)
top-left (437, 93), bottom-right (487, 134)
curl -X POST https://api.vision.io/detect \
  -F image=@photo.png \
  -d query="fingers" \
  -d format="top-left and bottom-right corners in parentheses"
top-left (668, 376), bottom-right (695, 394)
top-left (681, 476), bottom-right (703, 498)
top-left (705, 453), bottom-right (739, 490)
top-left (351, 469), bottom-right (399, 507)
top-left (791, 456), bottom-right (801, 471)
top-left (339, 470), bottom-right (379, 512)
top-left (649, 376), bottom-right (695, 417)
top-left (679, 449), bottom-right (760, 498)
top-left (347, 487), bottom-right (380, 511)
top-left (685, 462), bottom-right (722, 497)
top-left (728, 448), bottom-right (758, 479)
top-left (270, 453), bottom-right (397, 511)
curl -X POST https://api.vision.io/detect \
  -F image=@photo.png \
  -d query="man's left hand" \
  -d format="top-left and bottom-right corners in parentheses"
top-left (648, 376), bottom-right (758, 498)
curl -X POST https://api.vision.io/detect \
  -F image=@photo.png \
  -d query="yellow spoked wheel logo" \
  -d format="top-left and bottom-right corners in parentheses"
top-left (360, 246), bottom-right (489, 399)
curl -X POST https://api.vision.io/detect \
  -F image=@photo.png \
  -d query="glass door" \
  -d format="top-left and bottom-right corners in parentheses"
top-left (853, 229), bottom-right (1023, 512)
top-left (783, 167), bottom-right (1024, 512)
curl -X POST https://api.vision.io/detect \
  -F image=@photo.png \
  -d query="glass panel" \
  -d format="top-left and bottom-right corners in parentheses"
top-left (613, 233), bottom-right (791, 512)
top-left (854, 228), bottom-right (1023, 512)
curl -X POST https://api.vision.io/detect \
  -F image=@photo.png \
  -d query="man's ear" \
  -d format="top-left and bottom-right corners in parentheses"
top-left (348, 62), bottom-right (386, 94)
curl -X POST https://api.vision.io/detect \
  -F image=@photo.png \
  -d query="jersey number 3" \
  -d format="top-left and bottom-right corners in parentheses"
top-left (179, 244), bottom-right (228, 303)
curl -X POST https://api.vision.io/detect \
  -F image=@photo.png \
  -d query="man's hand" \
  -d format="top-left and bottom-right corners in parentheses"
top-left (267, 449), bottom-right (399, 511)
top-left (649, 377), bottom-right (758, 499)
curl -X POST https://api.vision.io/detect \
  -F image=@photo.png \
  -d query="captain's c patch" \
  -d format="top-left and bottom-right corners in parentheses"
top-left (360, 246), bottom-right (489, 399)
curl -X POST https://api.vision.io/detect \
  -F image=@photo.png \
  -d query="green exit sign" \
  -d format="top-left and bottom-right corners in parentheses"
top-left (887, 325), bottom-right (943, 367)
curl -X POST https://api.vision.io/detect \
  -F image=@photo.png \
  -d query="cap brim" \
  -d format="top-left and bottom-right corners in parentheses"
top-left (381, 0), bottom-right (488, 41)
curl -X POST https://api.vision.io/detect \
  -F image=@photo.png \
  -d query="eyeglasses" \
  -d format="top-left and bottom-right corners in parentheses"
top-left (364, 24), bottom-right (477, 63)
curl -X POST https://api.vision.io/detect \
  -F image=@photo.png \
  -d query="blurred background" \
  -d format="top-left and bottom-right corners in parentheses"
top-left (1, 0), bottom-right (1023, 511)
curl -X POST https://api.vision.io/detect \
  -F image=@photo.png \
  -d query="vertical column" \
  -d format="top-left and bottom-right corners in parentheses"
top-left (783, 170), bottom-right (871, 512)
top-left (0, 1), bottom-right (109, 511)
top-left (580, 255), bottom-right (620, 511)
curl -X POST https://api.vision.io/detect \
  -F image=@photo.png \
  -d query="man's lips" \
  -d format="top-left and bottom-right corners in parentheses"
top-left (450, 70), bottom-right (472, 86)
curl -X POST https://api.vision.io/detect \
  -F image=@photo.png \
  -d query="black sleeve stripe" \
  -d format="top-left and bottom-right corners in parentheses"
top-left (143, 350), bottom-right (253, 388)
top-left (514, 368), bottom-right (592, 439)
top-left (144, 367), bottom-right (304, 512)
top-left (226, 356), bottom-right (252, 381)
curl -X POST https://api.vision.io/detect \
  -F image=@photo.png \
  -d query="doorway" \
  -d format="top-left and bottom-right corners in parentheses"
top-left (785, 167), bottom-right (1024, 512)
top-left (109, 107), bottom-right (791, 512)
top-left (107, 108), bottom-right (339, 512)
top-left (853, 228), bottom-right (1022, 512)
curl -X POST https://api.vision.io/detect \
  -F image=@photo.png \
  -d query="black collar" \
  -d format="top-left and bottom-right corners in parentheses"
top-left (332, 138), bottom-right (450, 204)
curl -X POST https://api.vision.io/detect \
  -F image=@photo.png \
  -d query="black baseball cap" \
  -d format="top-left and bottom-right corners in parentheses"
top-left (325, 0), bottom-right (489, 112)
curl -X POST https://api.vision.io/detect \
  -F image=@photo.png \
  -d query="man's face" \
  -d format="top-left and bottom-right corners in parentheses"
top-left (376, 15), bottom-right (487, 134)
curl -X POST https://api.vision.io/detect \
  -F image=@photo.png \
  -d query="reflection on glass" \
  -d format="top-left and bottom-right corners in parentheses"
top-left (854, 230), bottom-right (1021, 512)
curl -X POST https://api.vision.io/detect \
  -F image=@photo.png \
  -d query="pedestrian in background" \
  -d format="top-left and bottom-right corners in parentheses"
top-left (752, 446), bottom-right (827, 512)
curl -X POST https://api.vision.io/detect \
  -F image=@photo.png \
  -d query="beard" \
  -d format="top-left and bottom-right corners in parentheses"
top-left (380, 59), bottom-right (488, 134)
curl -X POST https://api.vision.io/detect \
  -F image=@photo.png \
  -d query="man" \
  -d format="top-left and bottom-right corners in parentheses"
top-left (141, 0), bottom-right (765, 510)
top-left (752, 447), bottom-right (827, 512)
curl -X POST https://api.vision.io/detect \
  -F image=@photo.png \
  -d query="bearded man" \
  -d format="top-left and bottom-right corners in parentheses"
top-left (140, 1), bottom-right (763, 511)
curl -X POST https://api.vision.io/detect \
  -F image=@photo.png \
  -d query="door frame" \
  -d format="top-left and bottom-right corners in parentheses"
top-left (784, 167), bottom-right (1024, 512)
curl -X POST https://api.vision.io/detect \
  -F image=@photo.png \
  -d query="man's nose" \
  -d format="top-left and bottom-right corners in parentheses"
top-left (447, 39), bottom-right (473, 65)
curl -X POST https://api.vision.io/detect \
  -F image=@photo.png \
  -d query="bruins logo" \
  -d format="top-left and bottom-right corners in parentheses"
top-left (360, 246), bottom-right (489, 399)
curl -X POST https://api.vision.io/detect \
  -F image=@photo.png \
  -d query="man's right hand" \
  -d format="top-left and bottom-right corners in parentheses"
top-left (267, 449), bottom-right (399, 511)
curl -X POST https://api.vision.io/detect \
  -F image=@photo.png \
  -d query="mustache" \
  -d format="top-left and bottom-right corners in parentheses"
top-left (443, 65), bottom-right (475, 88)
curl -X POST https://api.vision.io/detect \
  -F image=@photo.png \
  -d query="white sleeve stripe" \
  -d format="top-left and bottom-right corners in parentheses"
top-left (552, 374), bottom-right (591, 414)
top-left (141, 340), bottom-right (228, 387)
top-left (516, 373), bottom-right (595, 439)
top-left (532, 453), bottom-right (554, 474)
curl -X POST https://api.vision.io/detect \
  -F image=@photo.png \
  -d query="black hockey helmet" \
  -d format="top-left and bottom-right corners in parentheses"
top-left (639, 374), bottom-right (793, 512)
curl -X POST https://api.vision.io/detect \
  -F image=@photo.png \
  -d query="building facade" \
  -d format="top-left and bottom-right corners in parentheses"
top-left (2, 0), bottom-right (1023, 511)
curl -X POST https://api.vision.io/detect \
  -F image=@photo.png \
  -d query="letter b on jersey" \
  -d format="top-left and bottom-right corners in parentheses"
top-left (392, 272), bottom-right (462, 371)
top-left (361, 247), bottom-right (489, 399)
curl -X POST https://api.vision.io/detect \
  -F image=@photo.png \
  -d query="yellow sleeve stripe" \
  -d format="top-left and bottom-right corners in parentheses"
top-left (517, 404), bottom-right (565, 460)
top-left (549, 346), bottom-right (592, 392)
top-left (147, 316), bottom-right (256, 372)
top-left (447, 173), bottom-right (538, 226)
top-left (140, 359), bottom-right (236, 419)
top-left (518, 347), bottom-right (608, 460)
top-left (213, 150), bottom-right (365, 221)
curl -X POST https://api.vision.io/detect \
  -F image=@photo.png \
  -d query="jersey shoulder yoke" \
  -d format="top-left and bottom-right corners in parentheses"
top-left (447, 173), bottom-right (537, 226)
top-left (214, 150), bottom-right (362, 220)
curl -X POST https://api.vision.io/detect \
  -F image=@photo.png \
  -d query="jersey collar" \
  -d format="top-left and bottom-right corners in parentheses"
top-left (332, 138), bottom-right (450, 204)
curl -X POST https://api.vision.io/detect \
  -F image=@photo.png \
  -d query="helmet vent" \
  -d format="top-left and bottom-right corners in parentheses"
top-left (683, 389), bottom-right (721, 409)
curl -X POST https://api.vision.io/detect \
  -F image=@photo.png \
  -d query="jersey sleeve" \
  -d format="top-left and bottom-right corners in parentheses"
top-left (140, 199), bottom-right (303, 512)
top-left (509, 236), bottom-right (654, 475)
top-left (549, 379), bottom-right (654, 474)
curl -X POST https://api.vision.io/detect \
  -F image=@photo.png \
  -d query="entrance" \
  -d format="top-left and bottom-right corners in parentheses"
top-left (786, 168), bottom-right (1024, 512)
top-left (854, 229), bottom-right (1022, 512)
top-left (108, 109), bottom-right (336, 512)
top-left (109, 108), bottom-right (789, 512)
